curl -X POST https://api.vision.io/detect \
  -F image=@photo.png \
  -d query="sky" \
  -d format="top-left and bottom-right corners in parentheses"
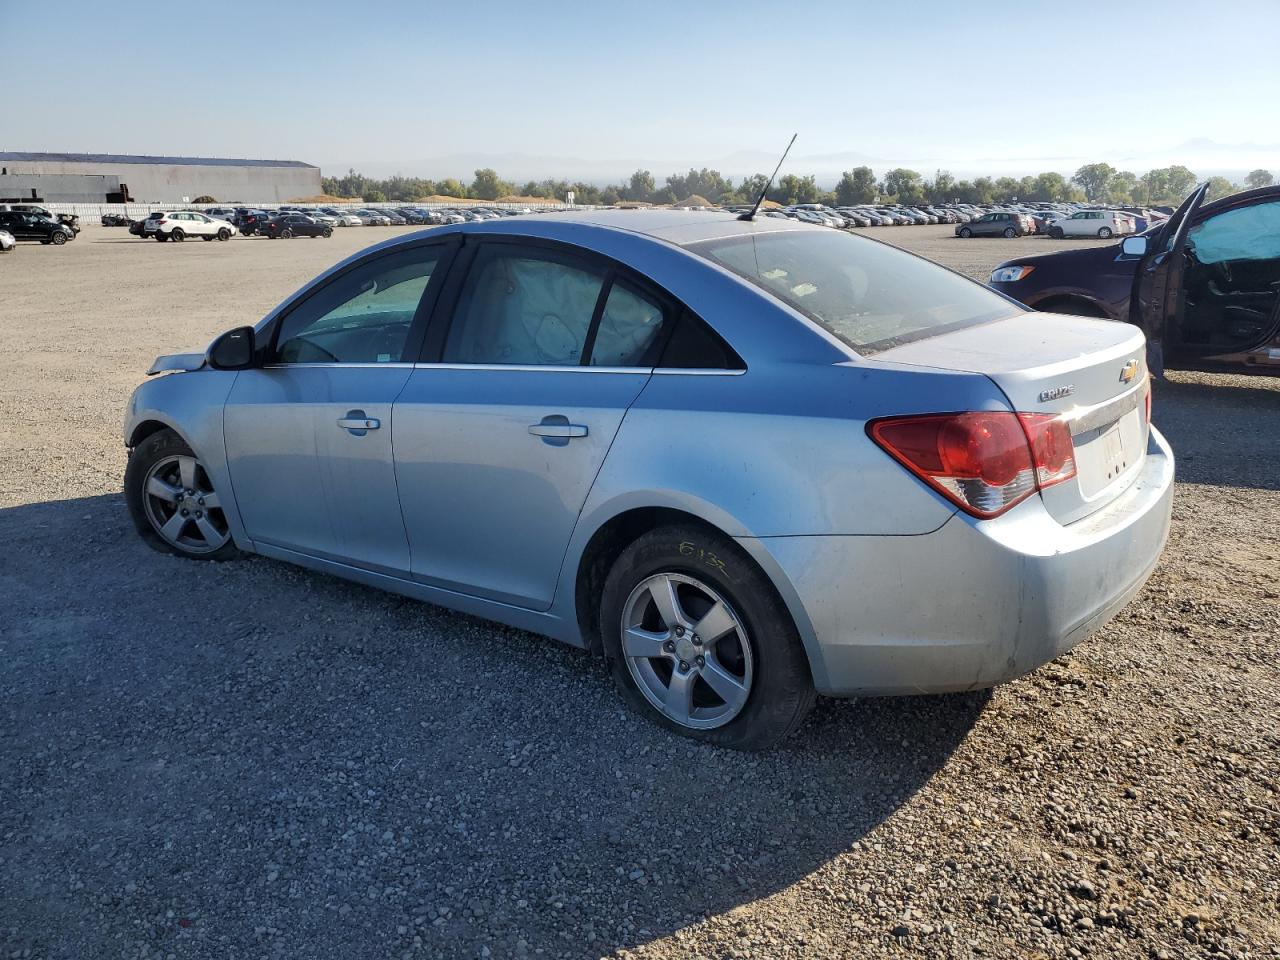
top-left (3, 0), bottom-right (1279, 185)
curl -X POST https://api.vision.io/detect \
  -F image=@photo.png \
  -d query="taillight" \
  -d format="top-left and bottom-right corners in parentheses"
top-left (869, 411), bottom-right (1077, 519)
top-left (1143, 376), bottom-right (1152, 423)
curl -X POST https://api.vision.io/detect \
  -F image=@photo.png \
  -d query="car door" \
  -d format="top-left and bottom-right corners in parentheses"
top-left (392, 238), bottom-right (673, 610)
top-left (223, 238), bottom-right (458, 573)
top-left (1130, 184), bottom-right (1209, 375)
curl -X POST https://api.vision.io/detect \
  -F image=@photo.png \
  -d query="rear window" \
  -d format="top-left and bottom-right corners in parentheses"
top-left (688, 229), bottom-right (1023, 354)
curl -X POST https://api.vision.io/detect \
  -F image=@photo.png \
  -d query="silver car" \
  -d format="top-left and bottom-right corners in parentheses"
top-left (123, 211), bottom-right (1174, 749)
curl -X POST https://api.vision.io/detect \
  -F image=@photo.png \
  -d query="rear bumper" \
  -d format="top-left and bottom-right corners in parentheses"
top-left (743, 426), bottom-right (1175, 697)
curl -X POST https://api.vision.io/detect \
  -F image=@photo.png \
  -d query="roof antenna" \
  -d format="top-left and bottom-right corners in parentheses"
top-left (739, 133), bottom-right (797, 221)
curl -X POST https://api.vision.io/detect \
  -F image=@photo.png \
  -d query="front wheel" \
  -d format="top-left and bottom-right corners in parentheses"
top-left (281, 228), bottom-right (294, 239)
top-left (51, 232), bottom-right (68, 245)
top-left (1049, 226), bottom-right (1064, 239)
top-left (1098, 227), bottom-right (1113, 239)
top-left (125, 429), bottom-right (239, 561)
top-left (322, 227), bottom-right (332, 238)
top-left (600, 525), bottom-right (815, 750)
top-left (217, 228), bottom-right (231, 241)
top-left (958, 227), bottom-right (972, 238)
top-left (171, 228), bottom-right (185, 242)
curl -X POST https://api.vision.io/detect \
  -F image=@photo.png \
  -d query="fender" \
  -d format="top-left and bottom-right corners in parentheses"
top-left (124, 369), bottom-right (252, 550)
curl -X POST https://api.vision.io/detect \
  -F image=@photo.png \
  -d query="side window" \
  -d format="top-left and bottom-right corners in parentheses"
top-left (273, 246), bottom-right (443, 364)
top-left (1187, 201), bottom-right (1280, 264)
top-left (588, 281), bottom-right (668, 366)
top-left (659, 311), bottom-right (743, 370)
top-left (443, 246), bottom-right (606, 365)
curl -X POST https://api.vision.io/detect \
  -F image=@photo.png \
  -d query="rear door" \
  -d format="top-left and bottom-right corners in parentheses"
top-left (1130, 184), bottom-right (1209, 375)
top-left (223, 238), bottom-right (457, 573)
top-left (392, 239), bottom-right (673, 609)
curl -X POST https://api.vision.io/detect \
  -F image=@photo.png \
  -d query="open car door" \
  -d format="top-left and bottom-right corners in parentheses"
top-left (1129, 183), bottom-right (1208, 377)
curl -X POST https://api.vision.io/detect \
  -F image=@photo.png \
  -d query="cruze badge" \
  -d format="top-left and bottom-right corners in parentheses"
top-left (1038, 384), bottom-right (1075, 402)
top-left (1119, 359), bottom-right (1139, 383)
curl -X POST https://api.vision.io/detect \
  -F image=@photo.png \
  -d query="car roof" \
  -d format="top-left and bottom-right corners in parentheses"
top-left (465, 208), bottom-right (818, 247)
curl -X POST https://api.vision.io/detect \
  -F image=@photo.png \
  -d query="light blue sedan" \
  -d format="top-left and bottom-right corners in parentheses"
top-left (123, 210), bottom-right (1174, 749)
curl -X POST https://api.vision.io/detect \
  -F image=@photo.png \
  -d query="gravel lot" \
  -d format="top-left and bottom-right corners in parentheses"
top-left (2, 224), bottom-right (1277, 960)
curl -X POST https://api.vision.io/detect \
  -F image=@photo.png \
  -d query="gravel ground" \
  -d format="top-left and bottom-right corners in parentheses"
top-left (2, 224), bottom-right (1277, 959)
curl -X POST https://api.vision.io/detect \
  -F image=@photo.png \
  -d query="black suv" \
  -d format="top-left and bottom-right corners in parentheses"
top-left (0, 211), bottom-right (77, 245)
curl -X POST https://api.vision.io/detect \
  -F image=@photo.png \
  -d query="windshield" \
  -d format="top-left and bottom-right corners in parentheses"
top-left (689, 229), bottom-right (1023, 353)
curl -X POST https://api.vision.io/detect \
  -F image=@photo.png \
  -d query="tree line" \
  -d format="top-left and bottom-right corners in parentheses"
top-left (322, 164), bottom-right (1276, 207)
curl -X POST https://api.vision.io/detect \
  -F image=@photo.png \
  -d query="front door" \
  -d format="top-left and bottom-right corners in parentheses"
top-left (393, 241), bottom-right (674, 609)
top-left (1130, 184), bottom-right (1208, 375)
top-left (223, 240), bottom-right (455, 573)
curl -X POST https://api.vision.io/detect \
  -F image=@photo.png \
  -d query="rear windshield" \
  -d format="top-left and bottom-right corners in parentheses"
top-left (689, 229), bottom-right (1022, 354)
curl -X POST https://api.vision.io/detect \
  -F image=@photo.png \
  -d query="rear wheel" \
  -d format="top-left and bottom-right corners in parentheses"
top-left (51, 232), bottom-right (67, 245)
top-left (125, 429), bottom-right (239, 561)
top-left (281, 228), bottom-right (294, 239)
top-left (1049, 226), bottom-right (1064, 239)
top-left (1098, 227), bottom-right (1113, 239)
top-left (201, 234), bottom-right (213, 241)
top-left (958, 227), bottom-right (972, 238)
top-left (600, 524), bottom-right (815, 750)
top-left (171, 228), bottom-right (185, 242)
top-left (217, 228), bottom-right (231, 240)
top-left (1002, 226), bottom-right (1016, 238)
top-left (322, 227), bottom-right (333, 238)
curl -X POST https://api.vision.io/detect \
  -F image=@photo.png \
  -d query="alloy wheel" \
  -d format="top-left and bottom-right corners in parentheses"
top-left (621, 572), bottom-right (754, 730)
top-left (141, 455), bottom-right (230, 554)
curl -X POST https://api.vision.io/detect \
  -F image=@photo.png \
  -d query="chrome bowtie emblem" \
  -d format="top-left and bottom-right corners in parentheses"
top-left (1038, 384), bottom-right (1075, 402)
top-left (1119, 359), bottom-right (1139, 383)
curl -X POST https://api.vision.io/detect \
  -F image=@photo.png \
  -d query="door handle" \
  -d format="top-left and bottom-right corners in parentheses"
top-left (337, 410), bottom-right (380, 434)
top-left (529, 421), bottom-right (587, 438)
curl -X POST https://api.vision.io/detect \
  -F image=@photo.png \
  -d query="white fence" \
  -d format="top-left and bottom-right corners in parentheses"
top-left (41, 199), bottom-right (576, 220)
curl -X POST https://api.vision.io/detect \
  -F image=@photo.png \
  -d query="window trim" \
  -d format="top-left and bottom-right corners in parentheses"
top-left (262, 235), bottom-right (460, 367)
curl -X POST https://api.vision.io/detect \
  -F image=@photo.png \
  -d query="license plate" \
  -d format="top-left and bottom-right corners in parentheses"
top-left (1101, 423), bottom-right (1126, 478)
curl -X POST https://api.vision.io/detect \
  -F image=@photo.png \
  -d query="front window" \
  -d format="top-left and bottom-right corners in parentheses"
top-left (689, 229), bottom-right (1022, 354)
top-left (273, 247), bottom-right (443, 364)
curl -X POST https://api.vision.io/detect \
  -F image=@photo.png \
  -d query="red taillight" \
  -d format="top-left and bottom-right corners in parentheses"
top-left (1143, 376), bottom-right (1152, 423)
top-left (869, 411), bottom-right (1077, 519)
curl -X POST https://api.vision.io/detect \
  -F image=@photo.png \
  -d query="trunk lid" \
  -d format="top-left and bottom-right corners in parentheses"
top-left (874, 313), bottom-right (1150, 524)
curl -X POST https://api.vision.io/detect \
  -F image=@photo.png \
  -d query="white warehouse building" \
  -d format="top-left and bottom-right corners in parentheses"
top-left (0, 152), bottom-right (322, 203)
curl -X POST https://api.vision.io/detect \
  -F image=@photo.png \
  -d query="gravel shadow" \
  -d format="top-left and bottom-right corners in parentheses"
top-left (1, 493), bottom-right (986, 959)
top-left (1153, 374), bottom-right (1280, 490)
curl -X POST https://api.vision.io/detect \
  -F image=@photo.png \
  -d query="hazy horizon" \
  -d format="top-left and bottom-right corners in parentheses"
top-left (3, 0), bottom-right (1278, 188)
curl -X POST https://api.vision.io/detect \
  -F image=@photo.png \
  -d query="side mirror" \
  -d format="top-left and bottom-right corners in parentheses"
top-left (208, 326), bottom-right (256, 370)
top-left (1121, 236), bottom-right (1148, 257)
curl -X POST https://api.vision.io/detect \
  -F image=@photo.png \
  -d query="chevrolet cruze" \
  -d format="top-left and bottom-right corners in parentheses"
top-left (123, 210), bottom-right (1174, 749)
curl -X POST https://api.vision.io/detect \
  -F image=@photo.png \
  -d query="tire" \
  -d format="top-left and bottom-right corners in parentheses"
top-left (322, 227), bottom-right (332, 238)
top-left (958, 227), bottom-right (971, 238)
top-left (217, 228), bottom-right (231, 241)
top-left (124, 429), bottom-right (239, 561)
top-left (281, 228), bottom-right (294, 239)
top-left (1002, 227), bottom-right (1017, 238)
top-left (1098, 227), bottom-right (1113, 239)
top-left (51, 232), bottom-right (68, 245)
top-left (600, 524), bottom-right (815, 750)
top-left (171, 228), bottom-right (185, 242)
top-left (1049, 227), bottom-right (1064, 239)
